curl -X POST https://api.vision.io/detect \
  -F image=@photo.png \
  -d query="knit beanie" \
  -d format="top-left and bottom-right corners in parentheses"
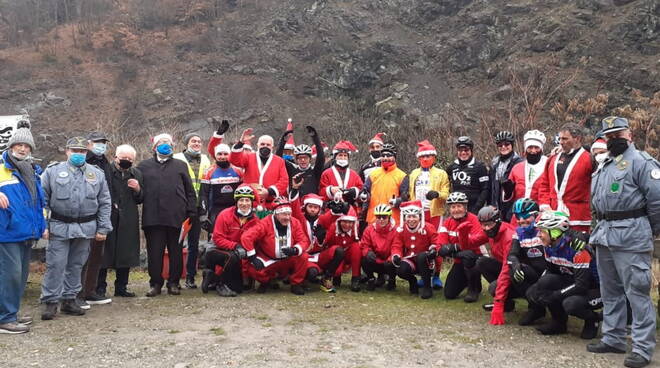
top-left (8, 120), bottom-right (35, 151)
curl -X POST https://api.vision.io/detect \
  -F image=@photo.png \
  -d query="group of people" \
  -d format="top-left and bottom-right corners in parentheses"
top-left (0, 116), bottom-right (658, 368)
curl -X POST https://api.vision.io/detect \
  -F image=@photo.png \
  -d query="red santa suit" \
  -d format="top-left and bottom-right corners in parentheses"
top-left (211, 206), bottom-right (259, 276)
top-left (537, 148), bottom-right (592, 231)
top-left (360, 219), bottom-right (397, 263)
top-left (240, 212), bottom-right (310, 285)
top-left (323, 208), bottom-right (362, 277)
top-left (505, 157), bottom-right (548, 204)
top-left (437, 212), bottom-right (484, 264)
top-left (391, 222), bottom-right (439, 273)
top-left (229, 146), bottom-right (289, 202)
top-left (319, 140), bottom-right (363, 201)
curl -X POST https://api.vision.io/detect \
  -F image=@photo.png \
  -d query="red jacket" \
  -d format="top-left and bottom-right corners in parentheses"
top-left (207, 133), bottom-right (224, 156)
top-left (360, 221), bottom-right (397, 262)
top-left (460, 221), bottom-right (516, 263)
top-left (391, 223), bottom-right (438, 259)
top-left (212, 207), bottom-right (260, 251)
top-left (437, 212), bottom-right (483, 262)
top-left (324, 221), bottom-right (360, 250)
top-left (240, 215), bottom-right (309, 261)
top-left (537, 148), bottom-right (592, 228)
top-left (291, 195), bottom-right (336, 253)
top-left (319, 165), bottom-right (363, 201)
top-left (229, 150), bottom-right (289, 200)
top-left (505, 157), bottom-right (547, 204)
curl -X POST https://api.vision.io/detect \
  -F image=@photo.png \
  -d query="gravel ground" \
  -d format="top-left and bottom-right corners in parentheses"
top-left (1, 271), bottom-right (657, 368)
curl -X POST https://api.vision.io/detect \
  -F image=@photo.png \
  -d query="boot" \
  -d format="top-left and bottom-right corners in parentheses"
top-left (185, 276), bottom-right (197, 289)
top-left (290, 284), bottom-right (305, 295)
top-left (201, 269), bottom-right (213, 294)
top-left (167, 284), bottom-right (181, 295)
top-left (463, 289), bottom-right (480, 303)
top-left (519, 307), bottom-right (546, 326)
top-left (624, 353), bottom-right (650, 368)
top-left (420, 286), bottom-right (433, 299)
top-left (333, 276), bottom-right (342, 288)
top-left (216, 284), bottom-right (238, 297)
top-left (580, 319), bottom-right (599, 340)
top-left (306, 267), bottom-right (319, 283)
top-left (60, 299), bottom-right (85, 316)
top-left (366, 277), bottom-right (376, 291)
top-left (386, 277), bottom-right (396, 291)
top-left (350, 277), bottom-right (361, 292)
top-left (463, 269), bottom-right (482, 303)
top-left (146, 285), bottom-right (162, 297)
top-left (408, 279), bottom-right (419, 295)
top-left (41, 303), bottom-right (58, 321)
top-left (375, 273), bottom-right (386, 287)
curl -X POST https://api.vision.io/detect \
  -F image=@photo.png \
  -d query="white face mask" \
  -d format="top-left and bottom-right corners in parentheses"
top-left (335, 159), bottom-right (349, 168)
top-left (237, 207), bottom-right (252, 217)
top-left (595, 152), bottom-right (608, 164)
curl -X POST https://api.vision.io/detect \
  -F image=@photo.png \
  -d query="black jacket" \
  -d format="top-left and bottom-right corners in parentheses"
top-left (446, 157), bottom-right (490, 214)
top-left (137, 155), bottom-right (196, 229)
top-left (488, 153), bottom-right (523, 221)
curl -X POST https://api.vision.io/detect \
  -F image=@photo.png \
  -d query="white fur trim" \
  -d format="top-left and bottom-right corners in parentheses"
top-left (273, 206), bottom-right (292, 214)
top-left (269, 185), bottom-right (279, 197)
top-left (591, 141), bottom-right (607, 152)
top-left (231, 145), bottom-right (243, 153)
top-left (416, 149), bottom-right (437, 157)
top-left (212, 132), bottom-right (225, 139)
top-left (304, 198), bottom-right (324, 207)
top-left (246, 249), bottom-right (256, 257)
top-left (215, 143), bottom-right (231, 155)
top-left (294, 244), bottom-right (304, 255)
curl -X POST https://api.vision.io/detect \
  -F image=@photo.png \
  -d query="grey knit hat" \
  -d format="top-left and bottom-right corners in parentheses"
top-left (183, 132), bottom-right (202, 146)
top-left (8, 120), bottom-right (35, 151)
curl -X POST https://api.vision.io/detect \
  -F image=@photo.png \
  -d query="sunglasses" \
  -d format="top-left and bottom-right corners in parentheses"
top-left (497, 142), bottom-right (512, 147)
top-left (375, 215), bottom-right (390, 219)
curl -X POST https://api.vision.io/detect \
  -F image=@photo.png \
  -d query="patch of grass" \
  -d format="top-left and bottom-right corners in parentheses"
top-left (253, 314), bottom-right (269, 321)
top-left (209, 327), bottom-right (225, 335)
top-left (168, 329), bottom-right (180, 334)
top-left (261, 322), bottom-right (272, 328)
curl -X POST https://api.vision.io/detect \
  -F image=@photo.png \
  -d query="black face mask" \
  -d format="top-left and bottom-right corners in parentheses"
top-left (499, 150), bottom-right (513, 161)
top-left (485, 221), bottom-right (502, 238)
top-left (118, 159), bottom-right (132, 170)
top-left (216, 160), bottom-right (230, 169)
top-left (526, 152), bottom-right (542, 165)
top-left (259, 147), bottom-right (271, 158)
top-left (370, 151), bottom-right (381, 159)
top-left (607, 138), bottom-right (629, 157)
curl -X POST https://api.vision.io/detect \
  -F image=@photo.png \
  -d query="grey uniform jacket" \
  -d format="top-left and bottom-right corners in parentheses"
top-left (41, 161), bottom-right (113, 240)
top-left (590, 144), bottom-right (660, 252)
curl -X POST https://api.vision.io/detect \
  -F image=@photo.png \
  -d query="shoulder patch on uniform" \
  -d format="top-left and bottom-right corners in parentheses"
top-left (651, 169), bottom-right (660, 180)
top-left (58, 171), bottom-right (68, 178)
top-left (47, 161), bottom-right (59, 168)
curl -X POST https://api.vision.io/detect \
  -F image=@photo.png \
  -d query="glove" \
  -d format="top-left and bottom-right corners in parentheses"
top-left (249, 256), bottom-right (264, 271)
top-left (512, 263), bottom-right (525, 283)
top-left (201, 217), bottom-right (213, 233)
top-left (538, 291), bottom-right (561, 307)
top-left (234, 244), bottom-right (248, 260)
top-left (312, 225), bottom-right (326, 244)
top-left (389, 197), bottom-right (402, 208)
top-left (359, 189), bottom-right (369, 202)
top-left (281, 247), bottom-right (299, 257)
top-left (305, 125), bottom-right (318, 138)
top-left (425, 190), bottom-right (439, 200)
top-left (439, 244), bottom-right (460, 257)
top-left (489, 302), bottom-right (505, 325)
top-left (456, 250), bottom-right (478, 268)
top-left (327, 200), bottom-right (343, 214)
top-left (281, 129), bottom-right (294, 142)
top-left (426, 246), bottom-right (437, 260)
top-left (392, 255), bottom-right (402, 267)
top-left (567, 233), bottom-right (587, 252)
top-left (342, 188), bottom-right (356, 202)
top-left (217, 119), bottom-right (229, 135)
top-left (500, 179), bottom-right (514, 195)
top-left (366, 251), bottom-right (377, 263)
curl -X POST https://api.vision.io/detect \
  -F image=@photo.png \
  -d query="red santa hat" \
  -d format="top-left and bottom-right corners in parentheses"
top-left (591, 137), bottom-right (607, 153)
top-left (416, 140), bottom-right (437, 157)
top-left (284, 118), bottom-right (295, 150)
top-left (312, 142), bottom-right (329, 158)
top-left (272, 196), bottom-right (292, 214)
top-left (399, 200), bottom-right (425, 230)
top-left (303, 193), bottom-right (324, 208)
top-left (336, 206), bottom-right (359, 240)
top-left (369, 132), bottom-right (386, 146)
top-left (152, 133), bottom-right (174, 148)
top-left (332, 140), bottom-right (358, 155)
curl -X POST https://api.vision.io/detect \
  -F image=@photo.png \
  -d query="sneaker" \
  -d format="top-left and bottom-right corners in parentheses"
top-left (586, 341), bottom-right (625, 354)
top-left (76, 298), bottom-right (91, 310)
top-left (114, 289), bottom-right (136, 297)
top-left (61, 299), bottom-right (86, 316)
top-left (17, 316), bottom-right (33, 325)
top-left (432, 275), bottom-right (443, 290)
top-left (216, 284), bottom-right (238, 297)
top-left (167, 284), bottom-right (181, 295)
top-left (85, 293), bottom-right (112, 305)
top-left (184, 277), bottom-right (197, 289)
top-left (624, 353), bottom-right (650, 368)
top-left (41, 303), bottom-right (58, 320)
top-left (0, 322), bottom-right (29, 334)
top-left (320, 277), bottom-right (336, 293)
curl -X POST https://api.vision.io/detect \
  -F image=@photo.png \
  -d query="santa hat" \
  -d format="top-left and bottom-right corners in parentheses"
top-left (416, 140), bottom-right (437, 157)
top-left (399, 200), bottom-right (425, 230)
top-left (215, 143), bottom-right (231, 156)
top-left (369, 132), bottom-right (386, 146)
top-left (312, 142), bottom-right (329, 158)
top-left (523, 130), bottom-right (546, 151)
top-left (152, 133), bottom-right (173, 148)
top-left (332, 140), bottom-right (358, 155)
top-left (272, 197), bottom-right (292, 214)
top-left (336, 206), bottom-right (359, 240)
top-left (591, 137), bottom-right (607, 153)
top-left (303, 193), bottom-right (324, 208)
top-left (284, 118), bottom-right (295, 150)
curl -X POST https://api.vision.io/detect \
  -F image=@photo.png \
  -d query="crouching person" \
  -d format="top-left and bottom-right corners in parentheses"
top-left (241, 197), bottom-right (310, 295)
top-left (203, 185), bottom-right (259, 297)
top-left (526, 211), bottom-right (601, 340)
top-left (360, 204), bottom-right (397, 291)
top-left (391, 201), bottom-right (439, 299)
top-left (323, 205), bottom-right (363, 292)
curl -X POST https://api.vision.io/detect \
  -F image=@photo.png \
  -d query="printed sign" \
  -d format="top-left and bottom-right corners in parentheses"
top-left (0, 115), bottom-right (27, 153)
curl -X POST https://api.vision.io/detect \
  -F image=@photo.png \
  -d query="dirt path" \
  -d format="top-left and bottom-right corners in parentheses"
top-left (1, 273), bottom-right (656, 368)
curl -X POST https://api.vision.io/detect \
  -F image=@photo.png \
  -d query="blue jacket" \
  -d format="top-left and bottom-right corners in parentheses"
top-left (0, 151), bottom-right (47, 243)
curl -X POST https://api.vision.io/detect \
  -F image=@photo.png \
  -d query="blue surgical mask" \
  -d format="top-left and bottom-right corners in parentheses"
top-left (92, 142), bottom-right (107, 156)
top-left (283, 154), bottom-right (294, 161)
top-left (69, 153), bottom-right (86, 167)
top-left (156, 143), bottom-right (173, 156)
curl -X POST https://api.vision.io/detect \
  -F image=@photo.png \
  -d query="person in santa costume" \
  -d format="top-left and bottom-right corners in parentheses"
top-left (437, 192), bottom-right (484, 302)
top-left (229, 130), bottom-right (289, 209)
top-left (319, 140), bottom-right (363, 204)
top-left (536, 123), bottom-right (594, 232)
top-left (391, 200), bottom-right (440, 299)
top-left (323, 205), bottom-right (363, 291)
top-left (240, 197), bottom-right (310, 295)
top-left (202, 185), bottom-right (260, 297)
top-left (362, 143), bottom-right (407, 225)
top-left (360, 204), bottom-right (397, 291)
top-left (590, 132), bottom-right (608, 169)
top-left (278, 119), bottom-right (296, 163)
top-left (400, 140), bottom-right (450, 289)
top-left (359, 132), bottom-right (386, 181)
top-left (207, 119), bottom-right (254, 158)
top-left (503, 130), bottom-right (548, 213)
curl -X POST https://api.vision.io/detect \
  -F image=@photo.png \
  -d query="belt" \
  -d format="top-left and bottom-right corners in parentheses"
top-left (50, 212), bottom-right (96, 224)
top-left (594, 208), bottom-right (647, 221)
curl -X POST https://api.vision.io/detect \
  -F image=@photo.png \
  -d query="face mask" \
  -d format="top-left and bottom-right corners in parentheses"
top-left (217, 160), bottom-right (230, 169)
top-left (237, 207), bottom-right (252, 217)
top-left (485, 221), bottom-right (502, 238)
top-left (519, 223), bottom-right (536, 237)
top-left (118, 159), bottom-right (132, 170)
top-left (419, 156), bottom-right (435, 169)
top-left (156, 143), bottom-right (173, 156)
top-left (370, 151), bottom-right (381, 160)
top-left (381, 160), bottom-right (395, 169)
top-left (595, 152), bottom-right (608, 164)
top-left (10, 150), bottom-right (27, 161)
top-left (283, 154), bottom-right (294, 161)
top-left (92, 142), bottom-right (107, 156)
top-left (69, 153), bottom-right (86, 167)
top-left (259, 147), bottom-right (271, 158)
top-left (335, 159), bottom-right (349, 168)
top-left (606, 138), bottom-right (628, 157)
top-left (188, 149), bottom-right (201, 156)
top-left (526, 152), bottom-right (542, 165)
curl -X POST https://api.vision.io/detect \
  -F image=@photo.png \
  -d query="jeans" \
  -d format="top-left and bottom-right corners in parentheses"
top-left (40, 238), bottom-right (91, 303)
top-left (0, 241), bottom-right (32, 323)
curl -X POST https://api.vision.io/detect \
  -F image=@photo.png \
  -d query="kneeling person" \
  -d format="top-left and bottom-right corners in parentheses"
top-left (360, 204), bottom-right (397, 291)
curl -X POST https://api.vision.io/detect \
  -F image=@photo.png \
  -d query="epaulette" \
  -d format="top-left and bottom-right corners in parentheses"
top-left (46, 161), bottom-right (60, 168)
top-left (639, 151), bottom-right (655, 161)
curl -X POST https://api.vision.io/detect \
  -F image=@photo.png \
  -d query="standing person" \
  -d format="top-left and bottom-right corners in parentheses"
top-left (590, 133), bottom-right (608, 170)
top-left (488, 131), bottom-right (523, 222)
top-left (319, 140), bottom-right (363, 204)
top-left (446, 136), bottom-right (489, 214)
top-left (174, 132), bottom-right (211, 289)
top-left (363, 143), bottom-right (406, 225)
top-left (199, 143), bottom-right (242, 233)
top-left (587, 116), bottom-right (659, 368)
top-left (537, 123), bottom-right (593, 232)
top-left (0, 121), bottom-right (46, 333)
top-left (40, 137), bottom-right (112, 320)
top-left (97, 144), bottom-right (144, 298)
top-left (275, 125), bottom-right (325, 197)
top-left (360, 204), bottom-right (397, 291)
top-left (505, 130), bottom-right (548, 206)
top-left (138, 133), bottom-right (196, 297)
top-left (358, 132), bottom-right (386, 181)
top-left (78, 131), bottom-right (114, 307)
